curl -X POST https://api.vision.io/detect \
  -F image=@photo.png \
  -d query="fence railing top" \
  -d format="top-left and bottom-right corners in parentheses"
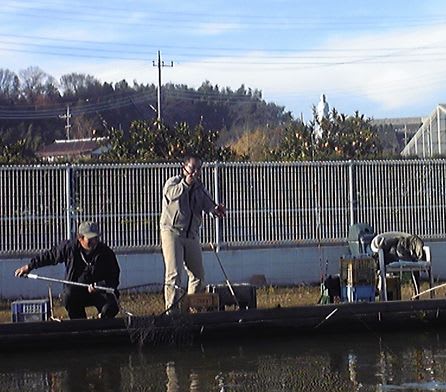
top-left (0, 163), bottom-right (71, 171)
top-left (2, 158), bottom-right (446, 171)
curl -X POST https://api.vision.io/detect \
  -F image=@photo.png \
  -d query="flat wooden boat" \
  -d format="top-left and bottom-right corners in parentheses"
top-left (2, 298), bottom-right (446, 351)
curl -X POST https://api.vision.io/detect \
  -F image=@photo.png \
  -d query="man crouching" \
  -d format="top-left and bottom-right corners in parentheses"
top-left (15, 221), bottom-right (120, 319)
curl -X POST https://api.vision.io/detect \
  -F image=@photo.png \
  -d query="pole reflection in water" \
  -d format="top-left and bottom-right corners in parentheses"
top-left (3, 331), bottom-right (446, 391)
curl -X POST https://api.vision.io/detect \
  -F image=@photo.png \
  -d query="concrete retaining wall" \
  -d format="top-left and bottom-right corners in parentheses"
top-left (2, 241), bottom-right (446, 299)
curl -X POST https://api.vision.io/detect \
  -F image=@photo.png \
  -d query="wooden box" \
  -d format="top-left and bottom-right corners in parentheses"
top-left (180, 293), bottom-right (219, 313)
top-left (340, 256), bottom-right (376, 286)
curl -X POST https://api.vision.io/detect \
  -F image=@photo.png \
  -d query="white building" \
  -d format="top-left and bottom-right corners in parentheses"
top-left (401, 104), bottom-right (446, 157)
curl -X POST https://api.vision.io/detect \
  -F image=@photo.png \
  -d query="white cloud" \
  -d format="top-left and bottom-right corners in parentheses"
top-left (165, 24), bottom-right (446, 117)
top-left (317, 25), bottom-right (446, 108)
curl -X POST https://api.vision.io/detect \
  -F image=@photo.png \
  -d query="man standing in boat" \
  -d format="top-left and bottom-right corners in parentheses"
top-left (14, 221), bottom-right (120, 319)
top-left (160, 154), bottom-right (226, 313)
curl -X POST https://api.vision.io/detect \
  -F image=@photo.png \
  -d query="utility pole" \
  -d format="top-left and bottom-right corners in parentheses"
top-left (152, 50), bottom-right (173, 125)
top-left (59, 105), bottom-right (72, 140)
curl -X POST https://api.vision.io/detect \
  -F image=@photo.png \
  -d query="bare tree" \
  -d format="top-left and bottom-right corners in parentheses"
top-left (60, 73), bottom-right (99, 96)
top-left (19, 66), bottom-right (57, 102)
top-left (71, 114), bottom-right (101, 139)
top-left (0, 68), bottom-right (20, 99)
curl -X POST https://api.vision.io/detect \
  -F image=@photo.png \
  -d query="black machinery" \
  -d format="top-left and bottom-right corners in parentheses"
top-left (206, 283), bottom-right (257, 311)
top-left (347, 223), bottom-right (375, 256)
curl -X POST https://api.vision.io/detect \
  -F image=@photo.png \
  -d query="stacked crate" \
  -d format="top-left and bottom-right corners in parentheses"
top-left (11, 299), bottom-right (50, 323)
top-left (340, 257), bottom-right (376, 302)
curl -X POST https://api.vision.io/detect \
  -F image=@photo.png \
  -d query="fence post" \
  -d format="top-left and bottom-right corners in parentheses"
top-left (348, 160), bottom-right (357, 227)
top-left (65, 164), bottom-right (74, 241)
top-left (213, 161), bottom-right (221, 251)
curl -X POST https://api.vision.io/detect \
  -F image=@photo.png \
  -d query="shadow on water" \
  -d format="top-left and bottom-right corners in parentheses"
top-left (3, 329), bottom-right (446, 391)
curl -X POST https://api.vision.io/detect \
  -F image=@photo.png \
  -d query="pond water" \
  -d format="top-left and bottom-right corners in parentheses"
top-left (2, 329), bottom-right (446, 391)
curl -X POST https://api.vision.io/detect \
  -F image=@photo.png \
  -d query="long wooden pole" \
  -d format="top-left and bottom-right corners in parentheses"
top-left (411, 282), bottom-right (446, 300)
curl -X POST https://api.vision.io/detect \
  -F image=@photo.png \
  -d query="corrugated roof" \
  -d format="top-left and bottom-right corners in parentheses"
top-left (37, 138), bottom-right (107, 157)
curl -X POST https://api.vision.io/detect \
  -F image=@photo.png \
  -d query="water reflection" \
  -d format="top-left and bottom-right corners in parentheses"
top-left (2, 330), bottom-right (446, 391)
top-left (165, 361), bottom-right (201, 392)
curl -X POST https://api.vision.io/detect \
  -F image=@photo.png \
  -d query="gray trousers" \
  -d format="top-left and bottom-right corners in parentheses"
top-left (161, 230), bottom-right (204, 310)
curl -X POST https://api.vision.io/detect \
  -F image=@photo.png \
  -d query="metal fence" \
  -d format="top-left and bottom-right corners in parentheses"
top-left (1, 159), bottom-right (446, 256)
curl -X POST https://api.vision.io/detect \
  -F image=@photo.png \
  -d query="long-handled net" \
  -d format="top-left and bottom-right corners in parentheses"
top-left (120, 283), bottom-right (195, 347)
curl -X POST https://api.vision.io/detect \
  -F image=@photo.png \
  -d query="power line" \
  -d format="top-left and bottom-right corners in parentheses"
top-left (0, 89), bottom-right (155, 110)
top-left (5, 2), bottom-right (446, 27)
top-left (0, 85), bottom-right (268, 112)
top-left (0, 46), bottom-right (151, 62)
top-left (0, 93), bottom-right (155, 119)
top-left (0, 89), bottom-right (273, 120)
top-left (1, 65), bottom-right (445, 121)
top-left (0, 39), bottom-right (151, 56)
top-left (10, 0), bottom-right (446, 21)
top-left (10, 0), bottom-right (446, 23)
top-left (4, 37), bottom-right (446, 60)
top-left (4, 33), bottom-right (446, 54)
top-left (3, 44), bottom-right (446, 68)
top-left (3, 6), bottom-right (446, 31)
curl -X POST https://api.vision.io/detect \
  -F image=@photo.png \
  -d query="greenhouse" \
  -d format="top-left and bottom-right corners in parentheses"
top-left (402, 104), bottom-right (446, 157)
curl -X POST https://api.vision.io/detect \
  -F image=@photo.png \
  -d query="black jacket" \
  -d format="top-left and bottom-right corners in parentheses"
top-left (28, 240), bottom-right (120, 290)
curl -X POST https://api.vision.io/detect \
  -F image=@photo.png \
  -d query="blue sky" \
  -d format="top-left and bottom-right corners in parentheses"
top-left (1, 0), bottom-right (446, 121)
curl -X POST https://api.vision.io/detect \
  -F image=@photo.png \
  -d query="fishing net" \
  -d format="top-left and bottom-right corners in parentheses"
top-left (125, 312), bottom-right (194, 347)
top-left (117, 283), bottom-right (166, 317)
top-left (119, 283), bottom-right (195, 347)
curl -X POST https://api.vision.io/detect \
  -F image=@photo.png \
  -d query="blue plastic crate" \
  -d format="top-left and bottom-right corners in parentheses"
top-left (11, 299), bottom-right (50, 323)
top-left (342, 285), bottom-right (375, 303)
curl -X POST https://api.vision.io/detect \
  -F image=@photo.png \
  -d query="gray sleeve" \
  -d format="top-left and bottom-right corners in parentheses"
top-left (163, 176), bottom-right (190, 202)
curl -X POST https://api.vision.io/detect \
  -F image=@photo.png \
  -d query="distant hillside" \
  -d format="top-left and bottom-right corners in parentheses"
top-left (0, 67), bottom-right (428, 158)
top-left (0, 67), bottom-right (293, 149)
